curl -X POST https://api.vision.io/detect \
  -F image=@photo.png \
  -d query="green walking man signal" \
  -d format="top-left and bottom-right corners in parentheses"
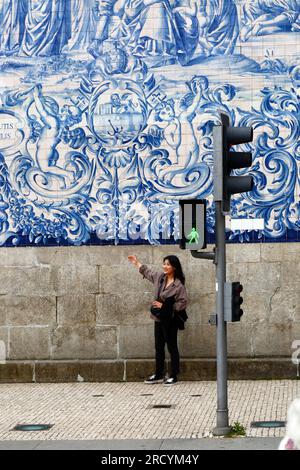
top-left (187, 227), bottom-right (199, 244)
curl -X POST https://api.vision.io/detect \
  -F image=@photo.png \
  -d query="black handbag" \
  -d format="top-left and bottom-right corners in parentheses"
top-left (174, 309), bottom-right (188, 330)
top-left (151, 293), bottom-right (176, 321)
top-left (150, 305), bottom-right (162, 317)
top-left (150, 279), bottom-right (188, 328)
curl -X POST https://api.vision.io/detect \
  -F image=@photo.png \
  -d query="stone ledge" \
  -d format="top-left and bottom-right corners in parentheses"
top-left (0, 359), bottom-right (298, 383)
top-left (0, 363), bottom-right (34, 383)
top-left (227, 358), bottom-right (299, 380)
top-left (35, 361), bottom-right (124, 383)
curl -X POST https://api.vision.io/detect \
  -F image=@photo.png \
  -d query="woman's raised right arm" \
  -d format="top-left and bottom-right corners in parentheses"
top-left (128, 255), bottom-right (159, 284)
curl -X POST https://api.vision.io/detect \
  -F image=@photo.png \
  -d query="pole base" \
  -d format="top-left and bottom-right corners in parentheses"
top-left (212, 426), bottom-right (231, 436)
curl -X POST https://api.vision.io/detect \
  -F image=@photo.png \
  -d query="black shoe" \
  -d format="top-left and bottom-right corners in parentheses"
top-left (164, 376), bottom-right (178, 386)
top-left (144, 374), bottom-right (164, 384)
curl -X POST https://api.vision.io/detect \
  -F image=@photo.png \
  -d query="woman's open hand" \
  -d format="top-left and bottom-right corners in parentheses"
top-left (128, 255), bottom-right (138, 266)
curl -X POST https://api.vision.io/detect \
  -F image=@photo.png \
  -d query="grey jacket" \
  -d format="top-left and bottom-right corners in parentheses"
top-left (139, 265), bottom-right (188, 317)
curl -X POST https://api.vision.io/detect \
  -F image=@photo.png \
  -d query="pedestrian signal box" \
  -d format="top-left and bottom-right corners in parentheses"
top-left (179, 199), bottom-right (207, 250)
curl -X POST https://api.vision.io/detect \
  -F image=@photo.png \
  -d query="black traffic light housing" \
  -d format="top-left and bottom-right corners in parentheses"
top-left (224, 282), bottom-right (244, 322)
top-left (213, 112), bottom-right (254, 214)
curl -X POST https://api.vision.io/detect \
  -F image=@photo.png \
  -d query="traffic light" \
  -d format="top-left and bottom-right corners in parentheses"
top-left (224, 282), bottom-right (244, 322)
top-left (213, 112), bottom-right (254, 214)
top-left (179, 199), bottom-right (207, 250)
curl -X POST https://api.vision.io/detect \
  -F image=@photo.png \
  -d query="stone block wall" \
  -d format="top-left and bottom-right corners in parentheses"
top-left (0, 243), bottom-right (299, 382)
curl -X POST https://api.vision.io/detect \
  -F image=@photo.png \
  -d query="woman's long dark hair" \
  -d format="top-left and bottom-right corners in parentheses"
top-left (163, 255), bottom-right (185, 285)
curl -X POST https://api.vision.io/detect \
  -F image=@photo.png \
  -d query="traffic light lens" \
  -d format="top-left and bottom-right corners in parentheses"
top-left (227, 176), bottom-right (253, 196)
top-left (228, 152), bottom-right (252, 170)
top-left (227, 127), bottom-right (253, 145)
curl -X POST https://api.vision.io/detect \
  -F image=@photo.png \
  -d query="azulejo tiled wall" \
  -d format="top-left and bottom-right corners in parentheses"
top-left (0, 0), bottom-right (299, 247)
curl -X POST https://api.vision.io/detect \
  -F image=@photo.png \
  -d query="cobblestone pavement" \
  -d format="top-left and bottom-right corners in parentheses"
top-left (0, 381), bottom-right (299, 441)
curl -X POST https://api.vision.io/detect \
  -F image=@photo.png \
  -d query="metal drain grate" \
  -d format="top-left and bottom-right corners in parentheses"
top-left (140, 394), bottom-right (154, 397)
top-left (12, 424), bottom-right (54, 432)
top-left (190, 394), bottom-right (202, 397)
top-left (92, 395), bottom-right (105, 397)
top-left (251, 421), bottom-right (286, 429)
top-left (150, 404), bottom-right (174, 409)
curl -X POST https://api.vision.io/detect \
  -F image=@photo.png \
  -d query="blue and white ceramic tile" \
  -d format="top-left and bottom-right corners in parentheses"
top-left (0, 0), bottom-right (299, 246)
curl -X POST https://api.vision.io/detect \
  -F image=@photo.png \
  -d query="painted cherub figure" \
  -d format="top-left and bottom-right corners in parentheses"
top-left (152, 76), bottom-right (205, 183)
top-left (31, 85), bottom-right (81, 188)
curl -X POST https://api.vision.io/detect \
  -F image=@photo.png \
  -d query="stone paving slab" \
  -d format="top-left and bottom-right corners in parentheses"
top-left (0, 381), bottom-right (298, 441)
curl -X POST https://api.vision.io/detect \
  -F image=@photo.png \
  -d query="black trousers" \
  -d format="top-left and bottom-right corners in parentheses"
top-left (154, 318), bottom-right (180, 378)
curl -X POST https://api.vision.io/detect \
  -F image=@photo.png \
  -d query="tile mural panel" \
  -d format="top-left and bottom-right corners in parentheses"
top-left (0, 0), bottom-right (299, 246)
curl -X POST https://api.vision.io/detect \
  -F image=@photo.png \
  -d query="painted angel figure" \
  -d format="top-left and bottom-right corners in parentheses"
top-left (30, 85), bottom-right (82, 188)
top-left (151, 76), bottom-right (205, 183)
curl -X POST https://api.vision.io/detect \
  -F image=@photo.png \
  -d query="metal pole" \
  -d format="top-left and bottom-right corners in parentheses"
top-left (213, 201), bottom-right (231, 436)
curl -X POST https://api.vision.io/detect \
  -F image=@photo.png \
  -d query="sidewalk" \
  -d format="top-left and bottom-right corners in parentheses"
top-left (0, 380), bottom-right (299, 447)
top-left (0, 438), bottom-right (281, 450)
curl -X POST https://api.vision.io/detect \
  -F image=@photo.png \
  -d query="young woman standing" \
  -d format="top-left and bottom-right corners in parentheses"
top-left (128, 254), bottom-right (188, 385)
